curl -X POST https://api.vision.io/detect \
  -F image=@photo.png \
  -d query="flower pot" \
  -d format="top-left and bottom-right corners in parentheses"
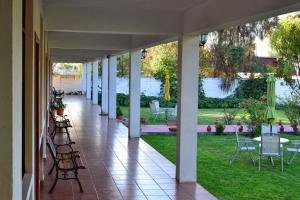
top-left (279, 125), bottom-right (284, 132)
top-left (116, 115), bottom-right (124, 120)
top-left (207, 125), bottom-right (212, 132)
top-left (141, 117), bottom-right (148, 124)
top-left (292, 125), bottom-right (298, 133)
top-left (238, 126), bottom-right (243, 132)
top-left (56, 108), bottom-right (64, 116)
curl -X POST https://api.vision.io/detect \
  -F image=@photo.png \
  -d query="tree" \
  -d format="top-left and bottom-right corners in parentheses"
top-left (117, 53), bottom-right (129, 77)
top-left (270, 15), bottom-right (300, 97)
top-left (208, 18), bottom-right (278, 91)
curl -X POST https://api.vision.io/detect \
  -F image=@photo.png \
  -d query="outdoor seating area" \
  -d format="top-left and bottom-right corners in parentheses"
top-left (45, 89), bottom-right (86, 194)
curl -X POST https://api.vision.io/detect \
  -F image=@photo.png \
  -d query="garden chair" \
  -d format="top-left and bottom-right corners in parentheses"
top-left (259, 132), bottom-right (283, 172)
top-left (47, 136), bottom-right (85, 193)
top-left (287, 140), bottom-right (300, 164)
top-left (49, 110), bottom-right (73, 143)
top-left (230, 126), bottom-right (256, 164)
top-left (149, 100), bottom-right (164, 121)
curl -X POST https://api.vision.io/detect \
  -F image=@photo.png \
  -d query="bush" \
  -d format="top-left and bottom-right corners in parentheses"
top-left (199, 96), bottom-right (241, 108)
top-left (234, 76), bottom-right (267, 99)
top-left (215, 122), bottom-right (225, 135)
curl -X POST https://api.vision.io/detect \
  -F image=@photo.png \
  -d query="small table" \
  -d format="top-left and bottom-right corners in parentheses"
top-left (253, 137), bottom-right (289, 143)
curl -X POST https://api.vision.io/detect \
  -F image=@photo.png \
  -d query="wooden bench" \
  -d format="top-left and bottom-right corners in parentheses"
top-left (47, 136), bottom-right (85, 193)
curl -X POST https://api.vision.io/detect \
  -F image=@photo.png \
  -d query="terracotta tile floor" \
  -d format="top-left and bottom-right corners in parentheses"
top-left (41, 96), bottom-right (217, 200)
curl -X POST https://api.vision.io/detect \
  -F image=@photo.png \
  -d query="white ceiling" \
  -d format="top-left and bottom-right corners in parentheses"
top-left (44, 0), bottom-right (300, 62)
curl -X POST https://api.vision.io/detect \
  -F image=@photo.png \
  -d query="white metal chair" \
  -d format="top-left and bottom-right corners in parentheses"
top-left (259, 129), bottom-right (283, 172)
top-left (230, 126), bottom-right (256, 164)
top-left (287, 140), bottom-right (300, 164)
top-left (149, 100), bottom-right (164, 121)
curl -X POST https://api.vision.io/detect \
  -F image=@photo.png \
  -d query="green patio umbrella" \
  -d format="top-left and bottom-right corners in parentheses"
top-left (264, 74), bottom-right (276, 124)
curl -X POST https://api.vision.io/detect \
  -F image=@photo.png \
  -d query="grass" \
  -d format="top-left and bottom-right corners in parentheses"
top-left (121, 106), bottom-right (290, 125)
top-left (142, 134), bottom-right (300, 200)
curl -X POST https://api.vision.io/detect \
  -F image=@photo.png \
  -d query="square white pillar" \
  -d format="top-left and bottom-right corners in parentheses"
top-left (129, 50), bottom-right (141, 138)
top-left (86, 62), bottom-right (92, 99)
top-left (176, 35), bottom-right (199, 183)
top-left (81, 63), bottom-right (87, 95)
top-left (92, 61), bottom-right (99, 105)
top-left (108, 56), bottom-right (117, 119)
top-left (101, 58), bottom-right (109, 114)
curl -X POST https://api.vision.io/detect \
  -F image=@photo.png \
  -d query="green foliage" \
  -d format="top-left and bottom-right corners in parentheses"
top-left (281, 96), bottom-right (300, 128)
top-left (52, 98), bottom-right (66, 109)
top-left (215, 122), bottom-right (225, 135)
top-left (117, 53), bottom-right (129, 77)
top-left (199, 97), bottom-right (241, 109)
top-left (228, 45), bottom-right (245, 69)
top-left (270, 15), bottom-right (300, 97)
top-left (116, 106), bottom-right (123, 116)
top-left (234, 76), bottom-right (267, 99)
top-left (270, 16), bottom-right (300, 62)
top-left (242, 98), bottom-right (267, 136)
top-left (223, 107), bottom-right (238, 125)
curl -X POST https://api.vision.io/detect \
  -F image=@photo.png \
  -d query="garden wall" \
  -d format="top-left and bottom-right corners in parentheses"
top-left (53, 75), bottom-right (293, 101)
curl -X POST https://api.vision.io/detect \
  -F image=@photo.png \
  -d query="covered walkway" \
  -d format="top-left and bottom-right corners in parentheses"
top-left (41, 96), bottom-right (216, 200)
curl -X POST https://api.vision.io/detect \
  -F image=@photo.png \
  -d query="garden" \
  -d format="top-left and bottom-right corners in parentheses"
top-left (99, 14), bottom-right (300, 200)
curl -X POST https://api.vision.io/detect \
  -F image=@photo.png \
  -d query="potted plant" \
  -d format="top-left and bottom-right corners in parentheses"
top-left (215, 122), bottom-right (225, 135)
top-left (280, 125), bottom-right (284, 132)
top-left (141, 117), bottom-right (148, 125)
top-left (55, 99), bottom-right (66, 115)
top-left (238, 125), bottom-right (243, 132)
top-left (207, 125), bottom-right (212, 132)
top-left (116, 106), bottom-right (124, 120)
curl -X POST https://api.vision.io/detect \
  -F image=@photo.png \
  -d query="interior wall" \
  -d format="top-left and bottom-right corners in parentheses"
top-left (0, 0), bottom-right (23, 199)
top-left (24, 0), bottom-right (47, 198)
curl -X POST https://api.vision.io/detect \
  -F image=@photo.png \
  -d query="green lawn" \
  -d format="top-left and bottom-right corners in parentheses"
top-left (142, 134), bottom-right (300, 200)
top-left (121, 107), bottom-right (290, 125)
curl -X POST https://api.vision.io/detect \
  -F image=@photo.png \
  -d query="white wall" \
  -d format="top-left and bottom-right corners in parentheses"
top-left (53, 75), bottom-right (295, 101)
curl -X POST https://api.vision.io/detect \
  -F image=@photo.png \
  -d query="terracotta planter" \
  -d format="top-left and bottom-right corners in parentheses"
top-left (280, 125), bottom-right (284, 132)
top-left (292, 125), bottom-right (298, 133)
top-left (116, 115), bottom-right (124, 120)
top-left (207, 125), bottom-right (212, 132)
top-left (238, 126), bottom-right (243, 132)
top-left (56, 108), bottom-right (64, 116)
top-left (141, 117), bottom-right (148, 124)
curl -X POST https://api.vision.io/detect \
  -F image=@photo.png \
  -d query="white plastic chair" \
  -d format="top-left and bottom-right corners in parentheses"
top-left (149, 100), bottom-right (164, 121)
top-left (287, 140), bottom-right (300, 164)
top-left (230, 126), bottom-right (256, 164)
top-left (259, 126), bottom-right (283, 171)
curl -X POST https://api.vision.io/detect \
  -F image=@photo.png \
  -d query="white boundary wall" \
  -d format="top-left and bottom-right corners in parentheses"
top-left (53, 75), bottom-right (294, 101)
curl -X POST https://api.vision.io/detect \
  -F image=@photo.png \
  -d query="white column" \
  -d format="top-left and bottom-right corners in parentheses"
top-left (129, 50), bottom-right (141, 137)
top-left (0, 0), bottom-right (22, 199)
top-left (101, 57), bottom-right (109, 114)
top-left (176, 35), bottom-right (199, 182)
top-left (86, 62), bottom-right (92, 99)
top-left (92, 61), bottom-right (99, 105)
top-left (108, 56), bottom-right (117, 119)
top-left (81, 63), bottom-right (87, 95)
